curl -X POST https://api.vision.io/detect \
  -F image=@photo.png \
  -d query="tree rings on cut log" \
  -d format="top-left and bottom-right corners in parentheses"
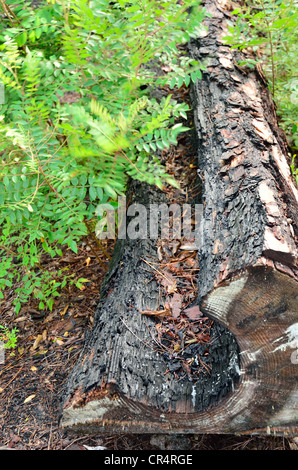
top-left (201, 266), bottom-right (298, 435)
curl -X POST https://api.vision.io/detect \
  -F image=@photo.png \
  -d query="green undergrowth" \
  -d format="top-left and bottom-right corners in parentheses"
top-left (223, 0), bottom-right (298, 159)
top-left (0, 324), bottom-right (18, 356)
top-left (0, 0), bottom-right (208, 320)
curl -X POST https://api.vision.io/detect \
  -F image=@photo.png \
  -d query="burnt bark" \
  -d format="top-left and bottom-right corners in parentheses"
top-left (59, 180), bottom-right (240, 427)
top-left (60, 0), bottom-right (298, 436)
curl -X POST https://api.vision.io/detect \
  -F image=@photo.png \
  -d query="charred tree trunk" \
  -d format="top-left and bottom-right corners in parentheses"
top-left (60, 0), bottom-right (298, 436)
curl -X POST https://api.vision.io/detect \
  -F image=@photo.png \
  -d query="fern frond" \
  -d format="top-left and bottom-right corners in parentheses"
top-left (90, 100), bottom-right (116, 126)
top-left (22, 50), bottom-right (42, 96)
top-left (0, 35), bottom-right (20, 65)
top-left (127, 96), bottom-right (148, 126)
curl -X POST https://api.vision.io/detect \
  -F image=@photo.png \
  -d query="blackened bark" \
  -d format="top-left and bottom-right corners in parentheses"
top-left (60, 181), bottom-right (240, 429)
top-left (189, 1), bottom-right (298, 301)
top-left (60, 0), bottom-right (298, 436)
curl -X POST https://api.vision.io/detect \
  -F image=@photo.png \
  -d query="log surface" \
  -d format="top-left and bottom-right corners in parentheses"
top-left (60, 0), bottom-right (298, 436)
top-left (60, 181), bottom-right (240, 419)
top-left (189, 0), bottom-right (298, 300)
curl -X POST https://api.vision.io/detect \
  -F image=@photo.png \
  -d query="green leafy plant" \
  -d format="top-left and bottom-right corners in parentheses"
top-left (0, 0), bottom-right (207, 313)
top-left (222, 0), bottom-right (298, 154)
top-left (290, 154), bottom-right (298, 185)
top-left (0, 325), bottom-right (18, 351)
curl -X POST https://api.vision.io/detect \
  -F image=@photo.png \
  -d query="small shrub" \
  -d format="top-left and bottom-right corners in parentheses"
top-left (222, 0), bottom-right (298, 153)
top-left (0, 325), bottom-right (18, 351)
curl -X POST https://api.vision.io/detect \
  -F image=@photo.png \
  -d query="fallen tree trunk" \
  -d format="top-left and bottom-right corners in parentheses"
top-left (60, 0), bottom-right (298, 436)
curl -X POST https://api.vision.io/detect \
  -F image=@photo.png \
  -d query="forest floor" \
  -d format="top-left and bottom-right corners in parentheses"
top-left (0, 232), bottom-right (296, 451)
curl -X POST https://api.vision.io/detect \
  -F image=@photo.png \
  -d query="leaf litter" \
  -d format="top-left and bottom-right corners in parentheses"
top-left (0, 235), bottom-right (114, 449)
top-left (139, 84), bottom-right (214, 383)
